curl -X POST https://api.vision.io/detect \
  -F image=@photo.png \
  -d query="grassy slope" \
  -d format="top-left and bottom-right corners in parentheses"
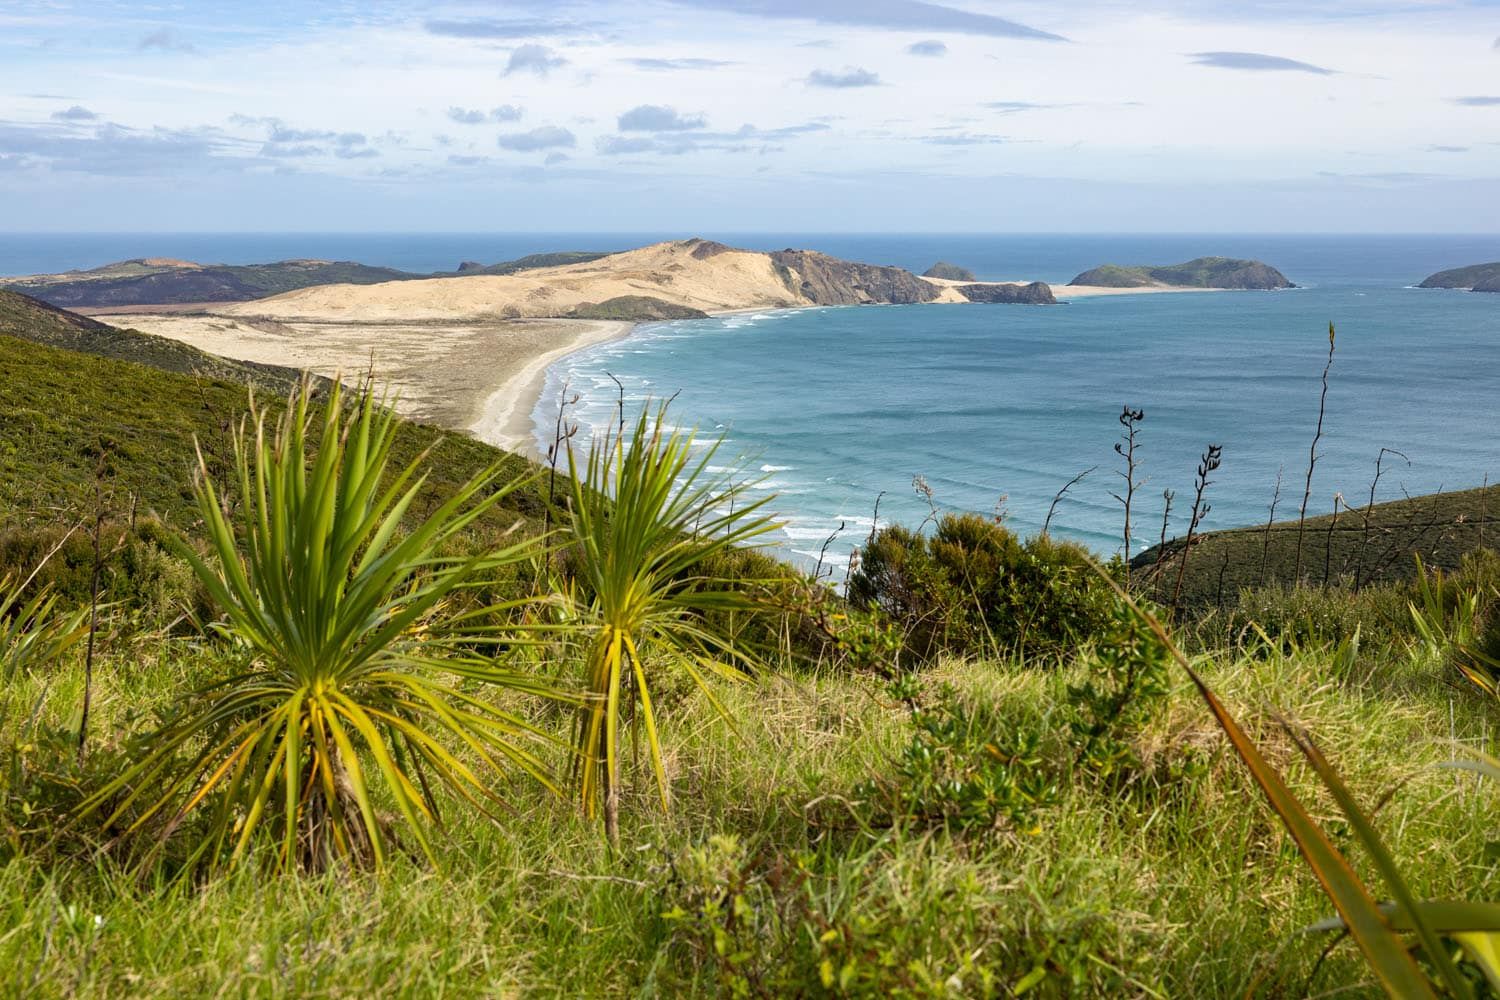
top-left (1, 294), bottom-right (1497, 995)
top-left (0, 289), bottom-right (304, 389)
top-left (0, 325), bottom-right (541, 530)
top-left (2, 638), bottom-right (1493, 995)
top-left (1135, 480), bottom-right (1500, 606)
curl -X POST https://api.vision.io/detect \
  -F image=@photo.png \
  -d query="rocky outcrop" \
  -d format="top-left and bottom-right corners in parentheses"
top-left (1419, 262), bottom-right (1500, 293)
top-left (956, 281), bottom-right (1056, 304)
top-left (1070, 257), bottom-right (1294, 290)
top-left (769, 249), bottom-right (944, 305)
top-left (922, 261), bottom-right (977, 282)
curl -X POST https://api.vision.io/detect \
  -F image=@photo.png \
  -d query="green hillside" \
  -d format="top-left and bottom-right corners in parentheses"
top-left (0, 324), bottom-right (540, 529)
top-left (1134, 480), bottom-right (1500, 607)
top-left (0, 288), bottom-right (303, 388)
top-left (4, 250), bottom-right (614, 309)
top-left (1419, 262), bottom-right (1500, 292)
top-left (3, 297), bottom-right (1500, 997)
top-left (1069, 257), bottom-right (1294, 290)
top-left (567, 295), bottom-right (709, 320)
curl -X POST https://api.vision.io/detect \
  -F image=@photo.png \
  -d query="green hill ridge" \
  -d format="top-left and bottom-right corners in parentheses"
top-left (1069, 257), bottom-right (1294, 289)
top-left (3, 251), bottom-right (612, 309)
top-left (1419, 262), bottom-right (1500, 293)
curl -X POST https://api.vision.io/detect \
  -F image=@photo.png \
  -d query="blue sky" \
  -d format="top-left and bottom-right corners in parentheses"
top-left (1, 0), bottom-right (1498, 231)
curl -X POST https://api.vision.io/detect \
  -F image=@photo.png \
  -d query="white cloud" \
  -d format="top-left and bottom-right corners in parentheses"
top-left (0, 0), bottom-right (1494, 229)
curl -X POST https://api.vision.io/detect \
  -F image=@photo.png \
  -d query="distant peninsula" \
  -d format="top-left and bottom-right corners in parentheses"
top-left (1418, 262), bottom-right (1500, 293)
top-left (9, 240), bottom-right (1280, 320)
top-left (1069, 257), bottom-right (1294, 290)
top-left (2, 252), bottom-right (610, 310)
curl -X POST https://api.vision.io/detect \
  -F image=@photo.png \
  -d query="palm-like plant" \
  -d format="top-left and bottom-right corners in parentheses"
top-left (1, 572), bottom-right (86, 680)
top-left (80, 380), bottom-right (556, 873)
top-left (563, 405), bottom-right (778, 840)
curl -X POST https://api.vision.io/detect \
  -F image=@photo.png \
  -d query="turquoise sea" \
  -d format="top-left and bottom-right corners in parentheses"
top-left (2, 233), bottom-right (1496, 570)
top-left (531, 235), bottom-right (1500, 571)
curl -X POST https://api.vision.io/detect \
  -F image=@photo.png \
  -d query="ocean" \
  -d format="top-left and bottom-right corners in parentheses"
top-left (3, 232), bottom-right (1497, 570)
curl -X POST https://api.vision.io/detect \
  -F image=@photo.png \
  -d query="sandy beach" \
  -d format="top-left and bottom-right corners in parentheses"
top-left (92, 311), bottom-right (633, 457)
top-left (468, 319), bottom-right (633, 453)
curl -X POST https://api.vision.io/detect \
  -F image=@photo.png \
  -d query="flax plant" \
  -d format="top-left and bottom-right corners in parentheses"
top-left (563, 404), bottom-right (778, 841)
top-left (79, 379), bottom-right (557, 874)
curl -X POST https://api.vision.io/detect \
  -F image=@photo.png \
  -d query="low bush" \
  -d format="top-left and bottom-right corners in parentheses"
top-left (848, 513), bottom-right (1119, 662)
top-left (656, 831), bottom-right (1156, 997)
top-left (0, 518), bottom-right (209, 629)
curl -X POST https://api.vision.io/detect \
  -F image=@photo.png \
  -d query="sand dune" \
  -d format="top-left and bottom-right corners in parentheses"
top-left (228, 241), bottom-right (802, 321)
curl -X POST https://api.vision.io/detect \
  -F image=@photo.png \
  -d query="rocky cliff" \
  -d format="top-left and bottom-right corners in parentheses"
top-left (769, 248), bottom-right (945, 305)
top-left (1419, 262), bottom-right (1500, 292)
top-left (1069, 257), bottom-right (1293, 290)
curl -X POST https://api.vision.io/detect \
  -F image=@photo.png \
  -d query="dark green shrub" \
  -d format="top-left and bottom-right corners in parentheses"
top-left (1067, 600), bottom-right (1174, 781)
top-left (848, 513), bottom-right (1119, 661)
top-left (693, 545), bottom-right (839, 669)
top-left (0, 518), bottom-right (209, 629)
top-left (856, 683), bottom-right (1059, 837)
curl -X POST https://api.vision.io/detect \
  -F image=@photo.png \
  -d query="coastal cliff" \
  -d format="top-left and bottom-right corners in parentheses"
top-left (1069, 257), bottom-right (1293, 290)
top-left (769, 247), bottom-right (945, 305)
top-left (1419, 262), bottom-right (1500, 292)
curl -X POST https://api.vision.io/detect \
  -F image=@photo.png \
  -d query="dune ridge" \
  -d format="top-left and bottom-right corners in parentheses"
top-left (225, 239), bottom-right (968, 323)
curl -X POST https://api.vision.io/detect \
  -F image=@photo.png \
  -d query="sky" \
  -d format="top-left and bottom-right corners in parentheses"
top-left (1, 0), bottom-right (1498, 232)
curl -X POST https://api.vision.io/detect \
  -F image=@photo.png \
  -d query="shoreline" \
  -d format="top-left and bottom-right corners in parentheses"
top-left (468, 319), bottom-right (635, 458)
top-left (91, 281), bottom-right (1246, 467)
